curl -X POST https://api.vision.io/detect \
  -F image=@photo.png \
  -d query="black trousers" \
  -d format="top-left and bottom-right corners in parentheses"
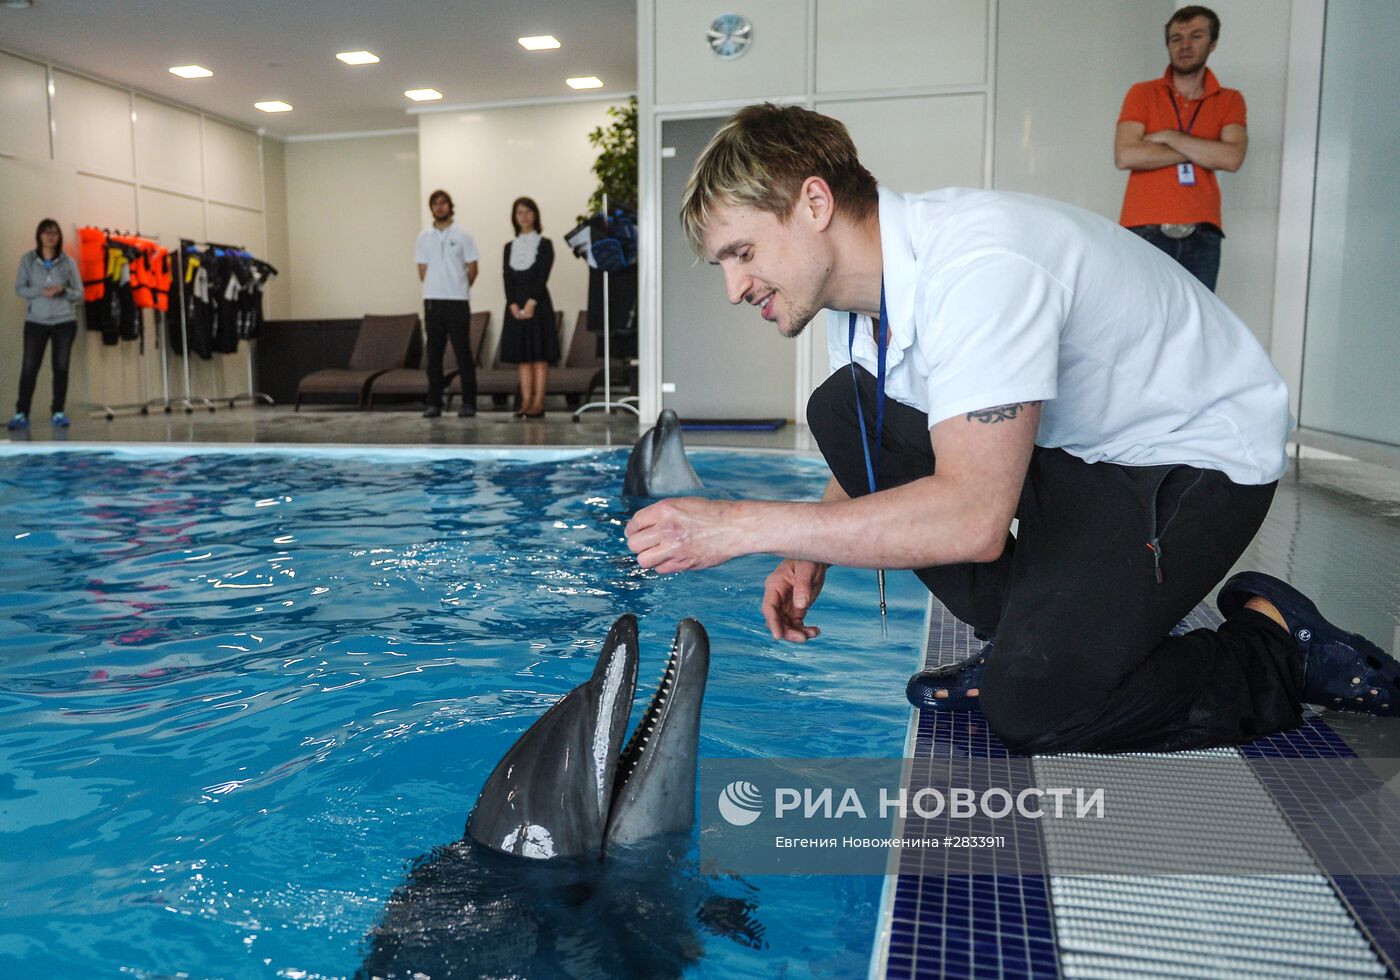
top-left (17, 320), bottom-right (77, 415)
top-left (424, 299), bottom-right (474, 408)
top-left (807, 367), bottom-right (1303, 754)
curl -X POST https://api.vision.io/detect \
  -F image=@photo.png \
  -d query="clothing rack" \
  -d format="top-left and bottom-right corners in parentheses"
top-left (80, 226), bottom-right (166, 421)
top-left (174, 239), bottom-right (275, 413)
top-left (192, 239), bottom-right (274, 409)
top-left (173, 239), bottom-right (215, 413)
top-left (574, 194), bottom-right (640, 420)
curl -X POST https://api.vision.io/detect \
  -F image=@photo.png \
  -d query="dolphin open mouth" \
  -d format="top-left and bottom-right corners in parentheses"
top-left (466, 616), bottom-right (710, 859)
top-left (614, 625), bottom-right (681, 787)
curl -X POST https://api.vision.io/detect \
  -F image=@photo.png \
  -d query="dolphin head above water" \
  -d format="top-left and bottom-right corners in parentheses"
top-left (358, 616), bottom-right (756, 978)
top-left (465, 614), bottom-right (710, 860)
top-left (623, 409), bottom-right (704, 498)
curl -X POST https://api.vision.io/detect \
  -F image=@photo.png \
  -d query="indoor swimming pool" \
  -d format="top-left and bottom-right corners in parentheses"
top-left (0, 446), bottom-right (928, 978)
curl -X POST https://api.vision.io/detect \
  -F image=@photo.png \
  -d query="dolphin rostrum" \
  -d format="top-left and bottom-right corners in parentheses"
top-left (623, 409), bottom-right (704, 498)
top-left (466, 613), bottom-right (710, 858)
top-left (357, 616), bottom-right (762, 978)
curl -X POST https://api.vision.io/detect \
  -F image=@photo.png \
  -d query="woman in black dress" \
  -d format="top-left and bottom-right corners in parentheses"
top-left (500, 197), bottom-right (558, 418)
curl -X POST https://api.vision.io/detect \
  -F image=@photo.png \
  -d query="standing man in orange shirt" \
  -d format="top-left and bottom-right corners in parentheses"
top-left (1115, 6), bottom-right (1247, 292)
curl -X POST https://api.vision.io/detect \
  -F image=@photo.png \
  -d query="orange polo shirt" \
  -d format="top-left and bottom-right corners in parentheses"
top-left (1118, 67), bottom-right (1246, 231)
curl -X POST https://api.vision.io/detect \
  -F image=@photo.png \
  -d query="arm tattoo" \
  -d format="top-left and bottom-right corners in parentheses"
top-left (966, 402), bottom-right (1038, 424)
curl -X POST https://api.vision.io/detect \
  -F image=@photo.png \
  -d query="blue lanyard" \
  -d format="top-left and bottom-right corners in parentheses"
top-left (847, 284), bottom-right (889, 496)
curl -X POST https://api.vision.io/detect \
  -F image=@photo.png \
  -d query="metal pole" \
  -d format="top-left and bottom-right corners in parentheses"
top-left (177, 243), bottom-right (194, 413)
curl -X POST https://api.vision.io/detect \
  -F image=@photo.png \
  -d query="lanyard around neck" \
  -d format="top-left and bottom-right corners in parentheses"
top-left (847, 284), bottom-right (889, 496)
top-left (1169, 87), bottom-right (1206, 134)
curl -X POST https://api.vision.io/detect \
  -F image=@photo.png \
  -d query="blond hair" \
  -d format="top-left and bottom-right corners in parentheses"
top-left (680, 104), bottom-right (878, 255)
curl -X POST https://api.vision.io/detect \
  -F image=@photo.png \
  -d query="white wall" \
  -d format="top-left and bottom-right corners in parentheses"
top-left (284, 132), bottom-right (423, 321)
top-left (994, 0), bottom-right (1292, 347)
top-left (0, 47), bottom-right (285, 417)
top-left (280, 102), bottom-right (614, 365)
top-left (1296, 0), bottom-right (1400, 449)
top-left (417, 100), bottom-right (618, 364)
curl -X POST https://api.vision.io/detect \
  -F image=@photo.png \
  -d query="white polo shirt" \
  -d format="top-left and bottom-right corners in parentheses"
top-left (827, 187), bottom-right (1292, 485)
top-left (416, 222), bottom-right (480, 300)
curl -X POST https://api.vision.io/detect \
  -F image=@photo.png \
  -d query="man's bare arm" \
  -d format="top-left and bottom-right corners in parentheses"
top-left (626, 403), bottom-right (1040, 573)
top-left (1145, 123), bottom-right (1248, 173)
top-left (1115, 120), bottom-right (1186, 170)
top-left (417, 263), bottom-right (427, 282)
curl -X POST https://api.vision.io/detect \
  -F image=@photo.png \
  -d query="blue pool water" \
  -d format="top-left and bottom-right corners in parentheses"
top-left (0, 447), bottom-right (927, 978)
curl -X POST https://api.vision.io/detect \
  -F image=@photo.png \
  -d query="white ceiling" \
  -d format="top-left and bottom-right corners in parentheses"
top-left (0, 0), bottom-right (637, 138)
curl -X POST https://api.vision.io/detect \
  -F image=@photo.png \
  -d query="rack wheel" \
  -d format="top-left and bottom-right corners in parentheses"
top-left (105, 412), bottom-right (114, 421)
top-left (140, 406), bottom-right (149, 415)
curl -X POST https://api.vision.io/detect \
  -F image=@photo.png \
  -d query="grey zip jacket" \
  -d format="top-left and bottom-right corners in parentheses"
top-left (15, 250), bottom-right (83, 325)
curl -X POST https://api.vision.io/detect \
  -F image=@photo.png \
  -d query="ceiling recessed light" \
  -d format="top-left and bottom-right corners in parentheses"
top-left (169, 65), bottom-right (213, 79)
top-left (518, 35), bottom-right (561, 51)
top-left (566, 76), bottom-right (604, 90)
top-left (336, 50), bottom-right (380, 65)
top-left (254, 100), bottom-right (293, 113)
top-left (404, 88), bottom-right (443, 102)
top-left (2, 1), bottom-right (35, 9)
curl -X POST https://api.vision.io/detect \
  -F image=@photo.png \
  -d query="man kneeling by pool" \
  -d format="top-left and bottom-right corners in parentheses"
top-left (624, 103), bottom-right (1399, 755)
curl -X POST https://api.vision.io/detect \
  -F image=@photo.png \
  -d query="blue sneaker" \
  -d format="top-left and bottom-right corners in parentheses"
top-left (6, 413), bottom-right (28, 430)
top-left (1219, 571), bottom-right (1400, 716)
top-left (906, 643), bottom-right (992, 711)
top-left (51, 412), bottom-right (70, 428)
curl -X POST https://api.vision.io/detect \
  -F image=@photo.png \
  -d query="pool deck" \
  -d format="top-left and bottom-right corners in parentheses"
top-left (9, 403), bottom-right (1400, 979)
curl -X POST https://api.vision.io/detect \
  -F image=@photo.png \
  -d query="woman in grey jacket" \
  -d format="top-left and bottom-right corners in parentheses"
top-left (11, 218), bottom-right (82, 429)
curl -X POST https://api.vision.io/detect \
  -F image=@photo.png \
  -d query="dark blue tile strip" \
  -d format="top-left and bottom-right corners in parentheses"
top-left (887, 612), bottom-right (1058, 979)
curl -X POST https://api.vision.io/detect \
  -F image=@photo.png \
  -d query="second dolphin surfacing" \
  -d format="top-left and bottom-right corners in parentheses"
top-left (623, 409), bottom-right (704, 498)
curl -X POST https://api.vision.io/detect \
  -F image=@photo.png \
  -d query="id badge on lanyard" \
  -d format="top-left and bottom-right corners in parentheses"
top-left (1171, 92), bottom-right (1205, 187)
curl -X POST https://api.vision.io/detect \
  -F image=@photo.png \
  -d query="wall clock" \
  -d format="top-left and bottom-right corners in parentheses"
top-left (708, 13), bottom-right (753, 60)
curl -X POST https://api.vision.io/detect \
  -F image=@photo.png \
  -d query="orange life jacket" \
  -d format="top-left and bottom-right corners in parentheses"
top-left (79, 227), bottom-right (107, 302)
top-left (110, 234), bottom-right (155, 308)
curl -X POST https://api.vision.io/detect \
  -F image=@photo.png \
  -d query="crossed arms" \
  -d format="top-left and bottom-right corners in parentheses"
top-left (1115, 120), bottom-right (1248, 173)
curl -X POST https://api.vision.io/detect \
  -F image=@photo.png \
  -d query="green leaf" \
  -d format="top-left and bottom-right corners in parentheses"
top-left (580, 96), bottom-right (639, 221)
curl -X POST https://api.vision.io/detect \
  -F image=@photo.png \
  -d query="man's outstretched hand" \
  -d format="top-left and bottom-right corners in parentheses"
top-left (625, 497), bottom-right (739, 574)
top-left (761, 558), bottom-right (826, 642)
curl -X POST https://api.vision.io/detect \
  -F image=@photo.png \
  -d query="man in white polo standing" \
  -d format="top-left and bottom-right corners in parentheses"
top-left (416, 189), bottom-right (479, 418)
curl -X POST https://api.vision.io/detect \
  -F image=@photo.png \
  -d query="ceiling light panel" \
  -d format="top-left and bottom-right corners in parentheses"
top-left (169, 65), bottom-right (213, 79)
top-left (254, 101), bottom-right (293, 113)
top-left (566, 76), bottom-right (603, 89)
top-left (404, 88), bottom-right (444, 101)
top-left (518, 35), bottom-right (561, 50)
top-left (336, 50), bottom-right (380, 65)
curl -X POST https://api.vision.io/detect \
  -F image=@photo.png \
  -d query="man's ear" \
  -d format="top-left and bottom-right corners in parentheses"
top-left (799, 176), bottom-right (837, 233)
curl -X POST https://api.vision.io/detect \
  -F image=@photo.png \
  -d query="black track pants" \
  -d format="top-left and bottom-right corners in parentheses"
top-left (807, 366), bottom-right (1302, 754)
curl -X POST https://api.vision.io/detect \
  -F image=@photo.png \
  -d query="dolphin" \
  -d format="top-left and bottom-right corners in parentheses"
top-left (623, 409), bottom-right (704, 498)
top-left (467, 613), bottom-right (710, 857)
top-left (358, 616), bottom-right (764, 978)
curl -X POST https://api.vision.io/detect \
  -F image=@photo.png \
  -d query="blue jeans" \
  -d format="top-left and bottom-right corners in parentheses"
top-left (1131, 224), bottom-right (1223, 292)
